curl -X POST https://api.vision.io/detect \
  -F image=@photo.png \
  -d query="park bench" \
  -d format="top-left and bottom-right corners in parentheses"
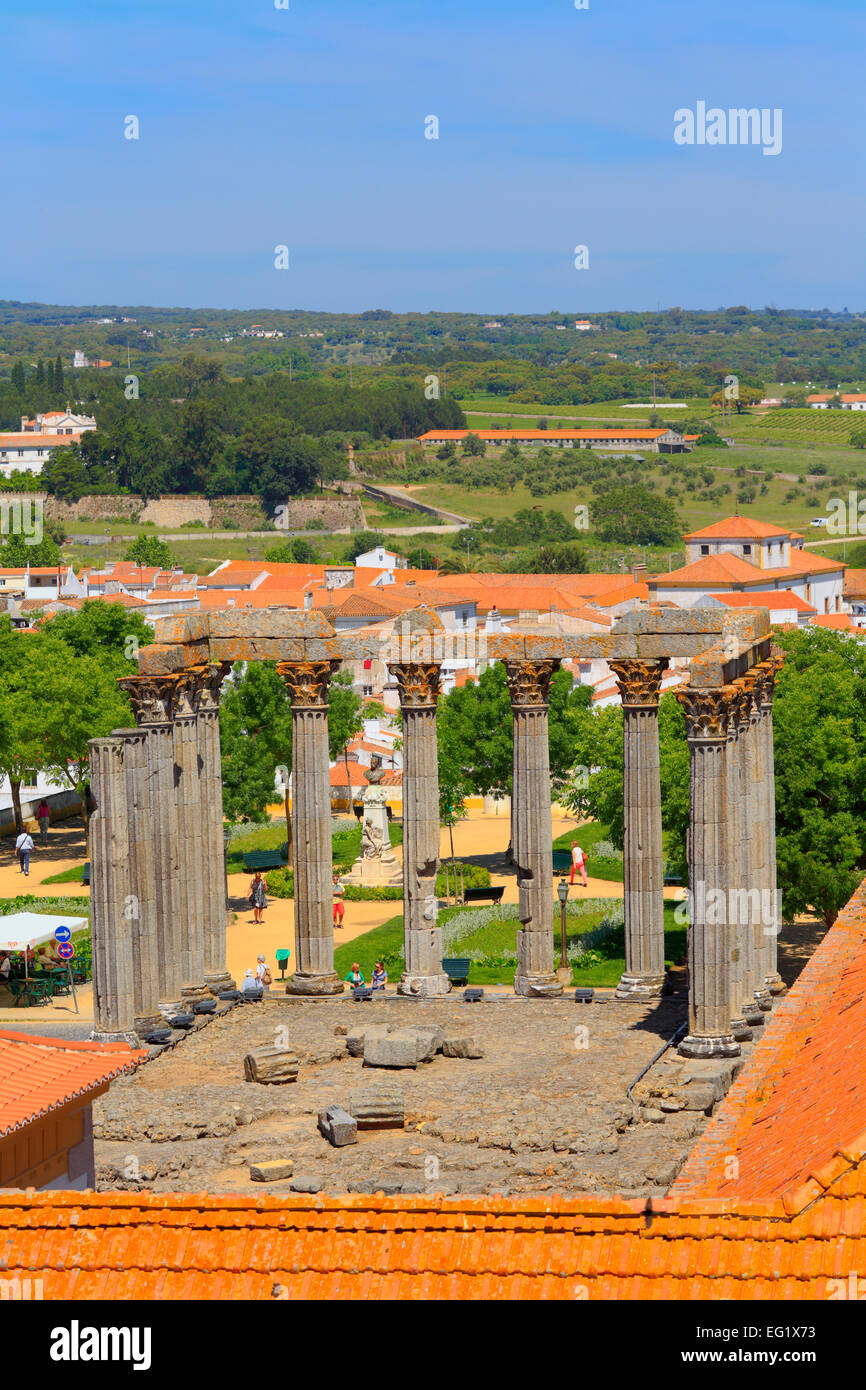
top-left (551, 850), bottom-right (572, 874)
top-left (461, 885), bottom-right (505, 905)
top-left (663, 861), bottom-right (684, 887)
top-left (242, 850), bottom-right (284, 873)
top-left (81, 862), bottom-right (90, 886)
top-left (442, 958), bottom-right (472, 986)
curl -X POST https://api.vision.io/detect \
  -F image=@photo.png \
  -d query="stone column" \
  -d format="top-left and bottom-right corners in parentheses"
top-left (173, 671), bottom-right (209, 1005)
top-left (737, 672), bottom-right (771, 1018)
top-left (277, 661), bottom-right (344, 995)
top-left (89, 736), bottom-right (139, 1045)
top-left (506, 659), bottom-right (562, 998)
top-left (112, 726), bottom-right (159, 1027)
top-left (724, 690), bottom-right (753, 1042)
top-left (756, 657), bottom-right (785, 995)
top-left (676, 687), bottom-right (740, 1058)
top-left (118, 674), bottom-right (184, 1008)
top-left (609, 659), bottom-right (668, 1001)
top-left (389, 662), bottom-right (451, 997)
top-left (196, 662), bottom-right (235, 994)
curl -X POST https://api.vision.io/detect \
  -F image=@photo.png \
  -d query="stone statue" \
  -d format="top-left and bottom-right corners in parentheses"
top-left (342, 755), bottom-right (402, 887)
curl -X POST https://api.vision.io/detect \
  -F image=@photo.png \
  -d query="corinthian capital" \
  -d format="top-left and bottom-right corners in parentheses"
top-left (609, 658), bottom-right (669, 708)
top-left (389, 661), bottom-right (442, 709)
top-left (504, 658), bottom-right (560, 709)
top-left (276, 660), bottom-right (339, 708)
top-left (118, 673), bottom-right (184, 726)
top-left (676, 686), bottom-right (738, 741)
top-left (755, 655), bottom-right (783, 709)
top-left (195, 661), bottom-right (233, 715)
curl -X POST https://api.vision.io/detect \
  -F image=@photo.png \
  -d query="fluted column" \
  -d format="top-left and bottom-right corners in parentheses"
top-left (756, 657), bottom-right (785, 995)
top-left (172, 671), bottom-right (208, 1002)
top-left (89, 736), bottom-right (139, 1045)
top-left (725, 690), bottom-right (753, 1041)
top-left (610, 659), bottom-right (668, 1001)
top-left (277, 661), bottom-right (344, 995)
top-left (389, 662), bottom-right (450, 997)
top-left (196, 662), bottom-right (234, 993)
top-left (111, 726), bottom-right (158, 1025)
top-left (676, 687), bottom-right (740, 1058)
top-left (737, 672), bottom-right (771, 1018)
top-left (506, 659), bottom-right (562, 998)
top-left (118, 674), bottom-right (184, 1006)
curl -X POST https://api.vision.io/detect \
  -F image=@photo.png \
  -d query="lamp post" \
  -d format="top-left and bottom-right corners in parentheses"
top-left (556, 878), bottom-right (570, 984)
top-left (223, 825), bottom-right (231, 912)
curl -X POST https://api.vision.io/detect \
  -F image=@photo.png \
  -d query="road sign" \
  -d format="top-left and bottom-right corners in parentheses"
top-left (57, 943), bottom-right (75, 961)
top-left (55, 926), bottom-right (72, 944)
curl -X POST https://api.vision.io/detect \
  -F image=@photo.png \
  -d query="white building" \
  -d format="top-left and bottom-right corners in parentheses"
top-left (353, 545), bottom-right (406, 572)
top-left (0, 433), bottom-right (81, 477)
top-left (650, 517), bottom-right (846, 616)
top-left (20, 411), bottom-right (96, 435)
top-left (841, 394), bottom-right (866, 411)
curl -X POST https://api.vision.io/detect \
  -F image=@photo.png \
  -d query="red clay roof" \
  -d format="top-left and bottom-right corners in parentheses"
top-left (0, 1031), bottom-right (147, 1137)
top-left (684, 516), bottom-right (790, 541)
top-left (710, 590), bottom-right (816, 613)
top-left (417, 429), bottom-right (669, 442)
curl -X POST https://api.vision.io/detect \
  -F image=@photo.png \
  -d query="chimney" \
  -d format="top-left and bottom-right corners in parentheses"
top-left (633, 563), bottom-right (647, 583)
top-left (304, 591), bottom-right (313, 611)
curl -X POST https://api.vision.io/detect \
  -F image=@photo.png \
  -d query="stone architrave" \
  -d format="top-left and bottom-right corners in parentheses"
top-left (277, 660), bottom-right (344, 996)
top-left (88, 736), bottom-right (139, 1045)
top-left (389, 661), bottom-right (451, 997)
top-left (505, 658), bottom-right (562, 998)
top-left (676, 686), bottom-right (740, 1059)
top-left (756, 657), bottom-right (785, 995)
top-left (609, 658), bottom-right (669, 1001)
top-left (194, 661), bottom-right (235, 994)
top-left (118, 673), bottom-right (185, 1006)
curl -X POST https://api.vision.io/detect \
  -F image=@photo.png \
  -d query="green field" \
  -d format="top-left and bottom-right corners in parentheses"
top-left (722, 408), bottom-right (866, 446)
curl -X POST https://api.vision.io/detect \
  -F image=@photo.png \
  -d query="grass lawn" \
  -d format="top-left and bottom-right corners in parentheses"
top-left (41, 863), bottom-right (88, 885)
top-left (336, 900), bottom-right (685, 989)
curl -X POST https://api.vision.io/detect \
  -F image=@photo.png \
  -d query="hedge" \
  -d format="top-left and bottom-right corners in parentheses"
top-left (265, 861), bottom-right (491, 902)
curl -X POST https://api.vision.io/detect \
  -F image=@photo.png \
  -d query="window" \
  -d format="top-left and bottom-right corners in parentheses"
top-left (743, 545), bottom-right (751, 555)
top-left (700, 545), bottom-right (709, 556)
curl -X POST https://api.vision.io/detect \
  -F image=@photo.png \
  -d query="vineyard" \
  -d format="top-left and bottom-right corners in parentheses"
top-left (724, 409), bottom-right (866, 446)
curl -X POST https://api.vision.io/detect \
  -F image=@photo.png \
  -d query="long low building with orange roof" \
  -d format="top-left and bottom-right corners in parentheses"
top-left (417, 427), bottom-right (692, 452)
top-left (3, 878), bottom-right (866, 1298)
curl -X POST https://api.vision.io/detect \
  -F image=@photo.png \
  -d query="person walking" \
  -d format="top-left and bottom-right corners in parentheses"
top-left (255, 954), bottom-right (272, 994)
top-left (570, 838), bottom-right (588, 888)
top-left (333, 872), bottom-right (345, 930)
top-left (248, 871), bottom-right (267, 924)
top-left (15, 828), bottom-right (35, 876)
top-left (36, 800), bottom-right (51, 845)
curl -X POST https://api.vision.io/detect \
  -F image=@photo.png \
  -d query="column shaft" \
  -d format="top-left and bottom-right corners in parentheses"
top-left (757, 659), bottom-right (784, 994)
top-left (725, 695), bottom-right (753, 1040)
top-left (277, 662), bottom-right (343, 995)
top-left (89, 736), bottom-right (139, 1045)
top-left (197, 663), bottom-right (234, 992)
top-left (390, 664), bottom-right (450, 996)
top-left (507, 660), bottom-right (562, 998)
top-left (113, 726), bottom-right (158, 1022)
top-left (677, 687), bottom-right (740, 1058)
top-left (610, 660), bottom-right (668, 1000)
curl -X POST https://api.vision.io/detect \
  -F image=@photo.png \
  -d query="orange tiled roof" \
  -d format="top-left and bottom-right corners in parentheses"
top-left (4, 885), bottom-right (866, 1299)
top-left (0, 433), bottom-right (79, 448)
top-left (417, 429), bottom-right (669, 442)
top-left (843, 568), bottom-right (866, 597)
top-left (683, 516), bottom-right (790, 541)
top-left (809, 614), bottom-right (858, 631)
top-left (0, 1031), bottom-right (147, 1138)
top-left (710, 589), bottom-right (816, 613)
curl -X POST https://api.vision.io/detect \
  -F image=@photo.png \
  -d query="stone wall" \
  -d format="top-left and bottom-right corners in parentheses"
top-left (42, 494), bottom-right (364, 531)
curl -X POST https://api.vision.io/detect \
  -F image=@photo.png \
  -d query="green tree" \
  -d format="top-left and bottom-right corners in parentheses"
top-left (48, 600), bottom-right (153, 662)
top-left (591, 485), bottom-right (682, 545)
top-left (850, 430), bottom-right (866, 450)
top-left (10, 362), bottom-right (26, 394)
top-left (328, 668), bottom-right (365, 805)
top-left (772, 628), bottom-right (866, 926)
top-left (462, 432), bottom-right (486, 457)
top-left (122, 536), bottom-right (175, 569)
top-left (54, 355), bottom-right (65, 395)
top-left (2, 529), bottom-right (62, 566)
top-left (218, 662), bottom-right (293, 824)
top-left (525, 542), bottom-right (588, 574)
top-left (35, 359), bottom-right (46, 387)
top-left (343, 530), bottom-right (387, 563)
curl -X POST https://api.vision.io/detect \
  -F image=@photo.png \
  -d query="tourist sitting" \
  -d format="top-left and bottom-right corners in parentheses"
top-left (371, 962), bottom-right (387, 992)
top-left (344, 963), bottom-right (365, 988)
top-left (0, 952), bottom-right (11, 986)
top-left (240, 968), bottom-right (261, 995)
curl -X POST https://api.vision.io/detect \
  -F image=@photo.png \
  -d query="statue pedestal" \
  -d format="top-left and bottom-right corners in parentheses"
top-left (342, 786), bottom-right (402, 888)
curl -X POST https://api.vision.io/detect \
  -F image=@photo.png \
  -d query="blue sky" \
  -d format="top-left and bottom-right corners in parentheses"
top-left (0, 0), bottom-right (863, 312)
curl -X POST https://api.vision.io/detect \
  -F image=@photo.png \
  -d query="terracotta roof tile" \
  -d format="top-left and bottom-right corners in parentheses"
top-left (0, 1031), bottom-right (147, 1137)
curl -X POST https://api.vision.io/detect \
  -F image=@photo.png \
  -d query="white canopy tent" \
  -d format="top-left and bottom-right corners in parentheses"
top-left (0, 912), bottom-right (87, 1010)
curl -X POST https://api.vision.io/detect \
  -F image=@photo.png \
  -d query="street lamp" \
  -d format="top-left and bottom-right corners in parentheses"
top-left (223, 825), bottom-right (231, 912)
top-left (556, 878), bottom-right (570, 982)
